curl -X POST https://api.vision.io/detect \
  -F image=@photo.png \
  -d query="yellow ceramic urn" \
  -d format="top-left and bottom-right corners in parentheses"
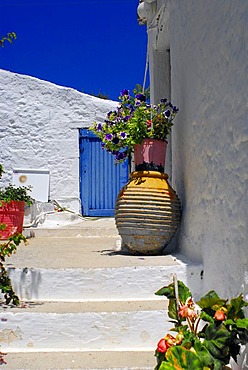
top-left (115, 171), bottom-right (181, 255)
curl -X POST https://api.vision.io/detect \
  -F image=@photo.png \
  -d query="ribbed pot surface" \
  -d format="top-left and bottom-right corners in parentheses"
top-left (115, 171), bottom-right (181, 255)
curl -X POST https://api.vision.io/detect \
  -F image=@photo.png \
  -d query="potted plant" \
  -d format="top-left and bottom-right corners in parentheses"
top-left (154, 277), bottom-right (248, 370)
top-left (90, 86), bottom-right (179, 172)
top-left (90, 87), bottom-right (180, 254)
top-left (0, 167), bottom-right (33, 239)
top-left (90, 86), bottom-right (180, 255)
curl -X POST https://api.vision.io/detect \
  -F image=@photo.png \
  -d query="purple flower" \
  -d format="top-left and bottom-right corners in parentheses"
top-left (120, 89), bottom-right (129, 96)
top-left (127, 104), bottom-right (134, 112)
top-left (107, 110), bottom-right (117, 118)
top-left (135, 93), bottom-right (146, 102)
top-left (120, 132), bottom-right (127, 139)
top-left (123, 115), bottom-right (130, 122)
top-left (173, 106), bottom-right (179, 113)
top-left (105, 134), bottom-right (113, 141)
top-left (164, 109), bottom-right (171, 118)
top-left (97, 123), bottom-right (102, 131)
top-left (112, 137), bottom-right (120, 144)
top-left (115, 151), bottom-right (127, 161)
top-left (161, 98), bottom-right (167, 103)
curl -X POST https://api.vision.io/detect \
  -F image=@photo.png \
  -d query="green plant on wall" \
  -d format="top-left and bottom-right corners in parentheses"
top-left (0, 233), bottom-right (27, 305)
top-left (0, 165), bottom-right (29, 306)
top-left (0, 32), bottom-right (16, 47)
top-left (0, 165), bottom-right (4, 179)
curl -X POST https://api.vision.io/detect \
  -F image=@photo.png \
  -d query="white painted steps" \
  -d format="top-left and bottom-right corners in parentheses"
top-left (23, 216), bottom-right (120, 238)
top-left (1, 350), bottom-right (156, 370)
top-left (0, 223), bottom-right (203, 369)
top-left (0, 300), bottom-right (170, 352)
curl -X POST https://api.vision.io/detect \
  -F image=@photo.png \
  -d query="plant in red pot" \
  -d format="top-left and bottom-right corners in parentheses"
top-left (90, 86), bottom-right (180, 255)
top-left (90, 85), bottom-right (178, 172)
top-left (0, 181), bottom-right (33, 240)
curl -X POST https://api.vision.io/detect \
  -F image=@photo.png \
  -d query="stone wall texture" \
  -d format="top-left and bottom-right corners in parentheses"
top-left (167, 0), bottom-right (248, 298)
top-left (0, 69), bottom-right (116, 211)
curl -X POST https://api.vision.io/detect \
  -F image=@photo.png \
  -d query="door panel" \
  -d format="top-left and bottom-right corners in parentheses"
top-left (79, 129), bottom-right (129, 216)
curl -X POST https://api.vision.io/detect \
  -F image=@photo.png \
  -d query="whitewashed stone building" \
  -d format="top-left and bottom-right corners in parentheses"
top-left (0, 69), bottom-right (117, 214)
top-left (138, 0), bottom-right (248, 302)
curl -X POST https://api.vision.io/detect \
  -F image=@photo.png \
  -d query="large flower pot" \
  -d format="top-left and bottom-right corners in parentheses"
top-left (0, 201), bottom-right (25, 239)
top-left (115, 171), bottom-right (181, 255)
top-left (134, 139), bottom-right (167, 172)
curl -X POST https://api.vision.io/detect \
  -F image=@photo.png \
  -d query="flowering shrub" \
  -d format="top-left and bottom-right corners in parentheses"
top-left (155, 279), bottom-right (248, 370)
top-left (90, 86), bottom-right (178, 163)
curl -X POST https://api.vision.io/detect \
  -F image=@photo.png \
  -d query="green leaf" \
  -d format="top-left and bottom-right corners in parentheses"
top-left (235, 318), bottom-right (248, 329)
top-left (193, 339), bottom-right (215, 368)
top-left (200, 310), bottom-right (215, 324)
top-left (197, 290), bottom-right (227, 310)
top-left (168, 298), bottom-right (178, 321)
top-left (159, 346), bottom-right (204, 369)
top-left (155, 281), bottom-right (192, 304)
top-left (203, 324), bottom-right (231, 361)
top-left (227, 294), bottom-right (248, 320)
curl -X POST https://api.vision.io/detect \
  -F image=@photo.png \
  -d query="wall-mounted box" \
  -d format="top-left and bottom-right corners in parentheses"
top-left (13, 168), bottom-right (50, 202)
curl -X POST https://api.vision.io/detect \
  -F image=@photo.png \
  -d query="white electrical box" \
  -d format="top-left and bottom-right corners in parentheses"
top-left (13, 168), bottom-right (50, 202)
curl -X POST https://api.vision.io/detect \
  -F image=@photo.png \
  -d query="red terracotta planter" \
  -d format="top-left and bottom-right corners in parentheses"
top-left (134, 139), bottom-right (167, 172)
top-left (0, 201), bottom-right (25, 239)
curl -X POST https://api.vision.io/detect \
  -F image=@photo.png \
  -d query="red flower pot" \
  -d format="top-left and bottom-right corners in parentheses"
top-left (134, 139), bottom-right (167, 172)
top-left (0, 201), bottom-right (25, 239)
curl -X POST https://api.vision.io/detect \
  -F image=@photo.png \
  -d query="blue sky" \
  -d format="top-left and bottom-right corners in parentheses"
top-left (0, 0), bottom-right (149, 100)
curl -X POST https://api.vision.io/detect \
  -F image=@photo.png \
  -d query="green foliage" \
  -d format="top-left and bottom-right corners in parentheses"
top-left (90, 85), bottom-right (178, 163)
top-left (0, 32), bottom-right (16, 47)
top-left (159, 346), bottom-right (204, 370)
top-left (0, 233), bottom-right (27, 305)
top-left (197, 290), bottom-right (227, 312)
top-left (0, 165), bottom-right (4, 179)
top-left (155, 280), bottom-right (192, 323)
top-left (0, 184), bottom-right (33, 205)
top-left (155, 280), bottom-right (192, 303)
top-left (0, 165), bottom-right (29, 305)
top-left (154, 279), bottom-right (248, 370)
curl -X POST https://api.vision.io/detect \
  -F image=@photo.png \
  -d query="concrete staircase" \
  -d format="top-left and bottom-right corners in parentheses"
top-left (0, 217), bottom-right (203, 370)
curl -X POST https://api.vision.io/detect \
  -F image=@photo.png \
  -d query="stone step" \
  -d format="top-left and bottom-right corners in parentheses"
top-left (6, 237), bottom-right (203, 302)
top-left (1, 350), bottom-right (156, 370)
top-left (23, 217), bottom-right (119, 238)
top-left (1, 235), bottom-right (203, 362)
top-left (0, 300), bottom-right (169, 352)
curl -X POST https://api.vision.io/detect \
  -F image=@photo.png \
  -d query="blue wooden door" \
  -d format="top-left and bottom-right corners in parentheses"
top-left (79, 129), bottom-right (129, 216)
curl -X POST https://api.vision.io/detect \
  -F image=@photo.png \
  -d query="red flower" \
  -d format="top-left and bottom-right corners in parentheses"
top-left (157, 338), bottom-right (168, 353)
top-left (178, 297), bottom-right (197, 319)
top-left (214, 309), bottom-right (226, 321)
top-left (146, 120), bottom-right (152, 128)
top-left (156, 335), bottom-right (176, 353)
top-left (178, 304), bottom-right (196, 319)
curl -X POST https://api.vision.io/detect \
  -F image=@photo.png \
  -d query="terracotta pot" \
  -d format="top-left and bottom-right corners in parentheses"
top-left (115, 171), bottom-right (181, 255)
top-left (134, 139), bottom-right (167, 172)
top-left (0, 201), bottom-right (25, 239)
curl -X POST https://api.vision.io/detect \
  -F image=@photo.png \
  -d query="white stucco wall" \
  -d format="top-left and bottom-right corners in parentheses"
top-left (147, 0), bottom-right (248, 299)
top-left (0, 69), bottom-right (116, 212)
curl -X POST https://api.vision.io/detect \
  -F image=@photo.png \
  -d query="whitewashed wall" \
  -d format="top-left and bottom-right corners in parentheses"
top-left (0, 69), bottom-right (116, 212)
top-left (147, 0), bottom-right (248, 299)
